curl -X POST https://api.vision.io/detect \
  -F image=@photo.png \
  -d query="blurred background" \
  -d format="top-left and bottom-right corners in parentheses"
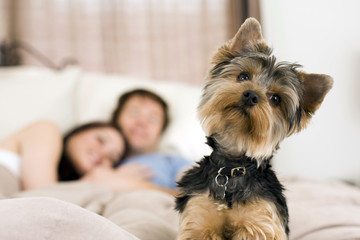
top-left (0, 0), bottom-right (359, 184)
top-left (0, 0), bottom-right (260, 85)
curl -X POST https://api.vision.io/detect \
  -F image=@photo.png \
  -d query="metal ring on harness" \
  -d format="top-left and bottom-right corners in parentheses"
top-left (215, 174), bottom-right (229, 187)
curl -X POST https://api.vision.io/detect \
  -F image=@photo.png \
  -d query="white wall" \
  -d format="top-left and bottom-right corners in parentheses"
top-left (260, 0), bottom-right (360, 184)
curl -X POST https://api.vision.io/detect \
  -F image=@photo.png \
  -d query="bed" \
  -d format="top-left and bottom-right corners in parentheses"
top-left (0, 66), bottom-right (360, 240)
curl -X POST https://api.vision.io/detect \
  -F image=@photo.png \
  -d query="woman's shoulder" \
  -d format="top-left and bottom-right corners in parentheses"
top-left (0, 120), bottom-right (62, 152)
top-left (20, 120), bottom-right (63, 143)
top-left (27, 120), bottom-right (61, 133)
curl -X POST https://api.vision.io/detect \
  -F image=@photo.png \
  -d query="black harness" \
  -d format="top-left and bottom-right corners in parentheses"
top-left (209, 153), bottom-right (266, 208)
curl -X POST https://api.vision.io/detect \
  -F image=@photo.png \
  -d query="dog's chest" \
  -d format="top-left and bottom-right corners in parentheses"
top-left (214, 202), bottom-right (229, 211)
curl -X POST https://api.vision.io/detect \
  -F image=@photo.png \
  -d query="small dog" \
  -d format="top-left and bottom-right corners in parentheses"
top-left (176, 18), bottom-right (333, 240)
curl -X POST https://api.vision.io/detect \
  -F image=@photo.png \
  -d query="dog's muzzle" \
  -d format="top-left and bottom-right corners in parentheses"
top-left (242, 90), bottom-right (258, 107)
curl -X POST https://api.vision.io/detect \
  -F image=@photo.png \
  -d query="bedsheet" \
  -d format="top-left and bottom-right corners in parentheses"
top-left (0, 165), bottom-right (178, 240)
top-left (283, 176), bottom-right (360, 240)
top-left (0, 197), bottom-right (140, 240)
top-left (1, 165), bottom-right (360, 240)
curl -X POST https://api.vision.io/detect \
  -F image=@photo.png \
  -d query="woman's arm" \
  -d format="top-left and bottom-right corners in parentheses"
top-left (81, 166), bottom-right (178, 196)
top-left (0, 121), bottom-right (63, 190)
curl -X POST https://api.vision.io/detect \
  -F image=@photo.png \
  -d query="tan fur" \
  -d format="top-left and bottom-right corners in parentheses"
top-left (177, 194), bottom-right (287, 240)
top-left (198, 18), bottom-right (333, 162)
top-left (198, 75), bottom-right (292, 162)
top-left (229, 200), bottom-right (287, 240)
top-left (178, 194), bottom-right (226, 240)
top-left (178, 17), bottom-right (333, 240)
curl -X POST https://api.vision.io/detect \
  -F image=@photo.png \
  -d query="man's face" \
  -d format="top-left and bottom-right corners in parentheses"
top-left (118, 95), bottom-right (165, 155)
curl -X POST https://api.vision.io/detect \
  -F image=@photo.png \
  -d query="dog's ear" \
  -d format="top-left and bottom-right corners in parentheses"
top-left (297, 72), bottom-right (333, 128)
top-left (299, 72), bottom-right (333, 114)
top-left (228, 17), bottom-right (267, 54)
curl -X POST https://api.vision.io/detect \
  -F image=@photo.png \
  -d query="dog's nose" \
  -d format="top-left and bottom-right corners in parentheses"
top-left (242, 90), bottom-right (259, 107)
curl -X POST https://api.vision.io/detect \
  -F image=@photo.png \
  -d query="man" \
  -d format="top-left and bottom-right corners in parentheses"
top-left (111, 89), bottom-right (192, 191)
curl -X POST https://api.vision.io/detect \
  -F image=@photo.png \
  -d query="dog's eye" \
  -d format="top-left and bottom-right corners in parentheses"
top-left (270, 94), bottom-right (281, 106)
top-left (237, 72), bottom-right (250, 82)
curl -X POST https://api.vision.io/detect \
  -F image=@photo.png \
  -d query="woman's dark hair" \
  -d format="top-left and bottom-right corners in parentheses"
top-left (57, 121), bottom-right (127, 181)
top-left (111, 89), bottom-right (170, 133)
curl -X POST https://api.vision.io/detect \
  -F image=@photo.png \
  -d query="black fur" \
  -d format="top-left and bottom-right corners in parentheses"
top-left (176, 136), bottom-right (289, 235)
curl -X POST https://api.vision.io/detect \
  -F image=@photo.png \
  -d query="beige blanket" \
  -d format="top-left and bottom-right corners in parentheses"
top-left (0, 165), bottom-right (178, 240)
top-left (283, 176), bottom-right (360, 240)
top-left (1, 165), bottom-right (360, 240)
top-left (0, 197), bottom-right (140, 240)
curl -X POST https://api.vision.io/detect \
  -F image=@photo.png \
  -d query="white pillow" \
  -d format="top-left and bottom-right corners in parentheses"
top-left (0, 66), bottom-right (81, 141)
top-left (76, 72), bottom-right (210, 162)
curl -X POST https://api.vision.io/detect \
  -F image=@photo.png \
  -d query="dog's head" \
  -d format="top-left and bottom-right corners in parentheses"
top-left (198, 18), bottom-right (333, 162)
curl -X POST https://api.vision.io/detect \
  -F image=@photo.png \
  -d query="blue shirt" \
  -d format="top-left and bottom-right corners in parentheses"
top-left (120, 153), bottom-right (192, 189)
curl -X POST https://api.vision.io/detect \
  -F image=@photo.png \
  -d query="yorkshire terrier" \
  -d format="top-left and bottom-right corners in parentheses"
top-left (176, 18), bottom-right (333, 240)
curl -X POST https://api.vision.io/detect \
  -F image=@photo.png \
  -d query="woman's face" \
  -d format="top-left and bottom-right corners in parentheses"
top-left (117, 95), bottom-right (165, 155)
top-left (66, 126), bottom-right (125, 175)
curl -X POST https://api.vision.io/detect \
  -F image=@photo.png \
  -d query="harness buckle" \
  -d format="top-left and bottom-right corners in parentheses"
top-left (231, 167), bottom-right (246, 177)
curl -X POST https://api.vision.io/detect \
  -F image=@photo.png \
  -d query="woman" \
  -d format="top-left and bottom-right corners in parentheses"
top-left (0, 120), bottom-right (127, 191)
